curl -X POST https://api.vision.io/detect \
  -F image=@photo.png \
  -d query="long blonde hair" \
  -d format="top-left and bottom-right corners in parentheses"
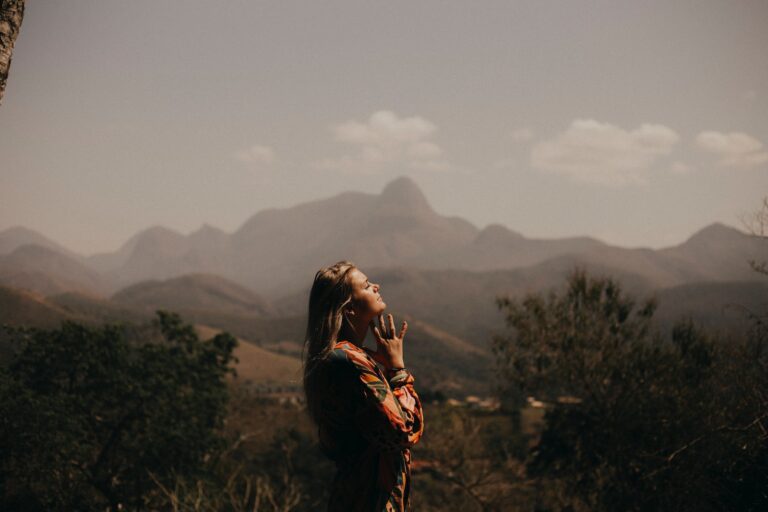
top-left (303, 260), bottom-right (357, 422)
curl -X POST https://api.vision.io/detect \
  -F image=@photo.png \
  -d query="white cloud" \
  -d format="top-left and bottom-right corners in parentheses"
top-left (530, 119), bottom-right (680, 186)
top-left (320, 110), bottom-right (450, 173)
top-left (670, 161), bottom-right (693, 175)
top-left (510, 127), bottom-right (534, 142)
top-left (695, 131), bottom-right (768, 168)
top-left (234, 144), bottom-right (276, 165)
top-left (335, 110), bottom-right (436, 146)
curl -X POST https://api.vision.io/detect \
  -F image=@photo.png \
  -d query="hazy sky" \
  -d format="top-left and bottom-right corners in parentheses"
top-left (1, 0), bottom-right (767, 255)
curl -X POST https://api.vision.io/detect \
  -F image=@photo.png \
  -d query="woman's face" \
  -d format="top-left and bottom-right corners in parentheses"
top-left (347, 268), bottom-right (386, 320)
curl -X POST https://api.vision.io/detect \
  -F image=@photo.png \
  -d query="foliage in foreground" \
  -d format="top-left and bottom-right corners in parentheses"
top-left (494, 270), bottom-right (768, 512)
top-left (0, 312), bottom-right (236, 511)
top-left (1, 268), bottom-right (766, 511)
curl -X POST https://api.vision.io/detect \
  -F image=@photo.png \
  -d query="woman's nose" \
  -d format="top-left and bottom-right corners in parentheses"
top-left (373, 283), bottom-right (380, 292)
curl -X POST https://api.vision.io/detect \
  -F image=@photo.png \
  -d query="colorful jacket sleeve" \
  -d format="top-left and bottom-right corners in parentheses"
top-left (340, 345), bottom-right (424, 451)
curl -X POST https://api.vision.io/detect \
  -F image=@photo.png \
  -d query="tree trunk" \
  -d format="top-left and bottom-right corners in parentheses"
top-left (0, 0), bottom-right (25, 106)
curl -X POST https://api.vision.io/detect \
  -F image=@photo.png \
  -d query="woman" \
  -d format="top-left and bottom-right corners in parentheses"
top-left (303, 261), bottom-right (424, 512)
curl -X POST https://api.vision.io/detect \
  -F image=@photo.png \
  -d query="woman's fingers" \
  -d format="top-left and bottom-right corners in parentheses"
top-left (375, 313), bottom-right (408, 340)
top-left (398, 320), bottom-right (408, 340)
top-left (371, 322), bottom-right (384, 343)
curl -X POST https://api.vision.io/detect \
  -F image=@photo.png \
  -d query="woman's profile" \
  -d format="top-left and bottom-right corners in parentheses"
top-left (303, 260), bottom-right (424, 511)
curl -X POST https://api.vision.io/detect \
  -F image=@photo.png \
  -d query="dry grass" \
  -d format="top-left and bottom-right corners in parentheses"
top-left (195, 325), bottom-right (302, 387)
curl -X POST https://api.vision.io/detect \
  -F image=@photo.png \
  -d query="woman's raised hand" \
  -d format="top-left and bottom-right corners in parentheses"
top-left (368, 313), bottom-right (407, 370)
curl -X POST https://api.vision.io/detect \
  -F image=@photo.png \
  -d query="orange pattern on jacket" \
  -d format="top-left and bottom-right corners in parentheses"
top-left (315, 340), bottom-right (424, 511)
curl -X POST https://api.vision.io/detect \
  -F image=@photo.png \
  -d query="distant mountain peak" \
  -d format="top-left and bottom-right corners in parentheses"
top-left (138, 225), bottom-right (184, 238)
top-left (8, 243), bottom-right (57, 257)
top-left (684, 222), bottom-right (746, 245)
top-left (111, 272), bottom-right (274, 316)
top-left (476, 224), bottom-right (525, 243)
top-left (124, 226), bottom-right (187, 252)
top-left (377, 176), bottom-right (432, 213)
top-left (0, 226), bottom-right (80, 258)
top-left (191, 223), bottom-right (226, 237)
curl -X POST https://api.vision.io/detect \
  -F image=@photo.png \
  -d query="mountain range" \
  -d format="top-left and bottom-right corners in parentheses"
top-left (1, 177), bottom-right (765, 395)
top-left (1, 176), bottom-right (765, 297)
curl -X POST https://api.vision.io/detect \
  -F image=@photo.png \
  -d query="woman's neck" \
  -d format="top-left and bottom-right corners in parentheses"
top-left (340, 316), bottom-right (369, 348)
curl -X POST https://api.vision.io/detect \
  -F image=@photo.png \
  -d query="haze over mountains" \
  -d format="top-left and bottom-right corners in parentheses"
top-left (1, 176), bottom-right (765, 298)
top-left (1, 177), bottom-right (766, 394)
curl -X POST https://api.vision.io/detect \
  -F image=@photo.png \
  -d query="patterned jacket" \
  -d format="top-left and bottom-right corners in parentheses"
top-left (315, 340), bottom-right (424, 511)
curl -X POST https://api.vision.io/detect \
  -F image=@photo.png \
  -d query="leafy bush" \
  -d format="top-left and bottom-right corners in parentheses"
top-left (0, 312), bottom-right (236, 511)
top-left (493, 270), bottom-right (768, 512)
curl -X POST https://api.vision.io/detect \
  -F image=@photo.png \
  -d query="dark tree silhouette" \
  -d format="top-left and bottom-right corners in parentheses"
top-left (493, 270), bottom-right (768, 512)
top-left (0, 312), bottom-right (237, 511)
